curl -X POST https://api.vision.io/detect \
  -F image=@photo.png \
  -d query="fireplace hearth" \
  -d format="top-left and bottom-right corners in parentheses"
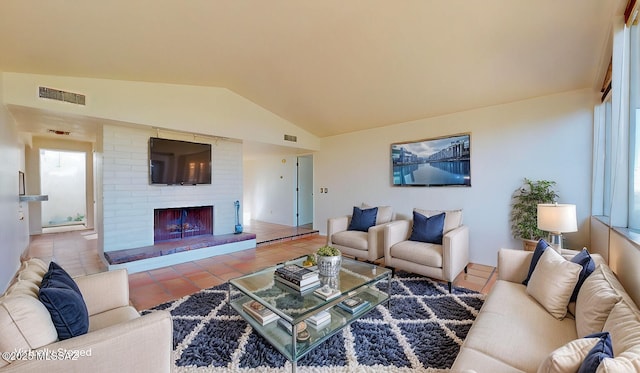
top-left (154, 206), bottom-right (213, 243)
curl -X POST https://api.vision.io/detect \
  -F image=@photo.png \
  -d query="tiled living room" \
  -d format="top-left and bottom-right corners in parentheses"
top-left (25, 225), bottom-right (497, 311)
top-left (3, 1), bottom-right (640, 372)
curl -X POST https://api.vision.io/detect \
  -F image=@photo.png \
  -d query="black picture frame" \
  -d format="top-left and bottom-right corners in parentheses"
top-left (391, 133), bottom-right (471, 187)
top-left (18, 171), bottom-right (25, 195)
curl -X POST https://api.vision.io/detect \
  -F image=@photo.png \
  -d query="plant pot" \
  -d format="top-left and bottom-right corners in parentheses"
top-left (522, 239), bottom-right (538, 252)
top-left (317, 255), bottom-right (342, 277)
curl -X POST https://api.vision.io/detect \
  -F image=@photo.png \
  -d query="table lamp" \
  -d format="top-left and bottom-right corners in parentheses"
top-left (537, 203), bottom-right (577, 253)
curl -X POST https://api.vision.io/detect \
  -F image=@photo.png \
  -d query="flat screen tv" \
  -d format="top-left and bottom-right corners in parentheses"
top-left (149, 137), bottom-right (212, 185)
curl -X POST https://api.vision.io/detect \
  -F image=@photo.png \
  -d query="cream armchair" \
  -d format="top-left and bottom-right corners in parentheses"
top-left (384, 209), bottom-right (469, 293)
top-left (327, 205), bottom-right (394, 262)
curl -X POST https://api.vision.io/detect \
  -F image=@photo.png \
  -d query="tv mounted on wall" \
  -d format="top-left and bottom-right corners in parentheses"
top-left (149, 137), bottom-right (212, 185)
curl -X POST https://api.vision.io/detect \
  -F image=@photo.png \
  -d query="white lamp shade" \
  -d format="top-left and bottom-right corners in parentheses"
top-left (537, 204), bottom-right (577, 233)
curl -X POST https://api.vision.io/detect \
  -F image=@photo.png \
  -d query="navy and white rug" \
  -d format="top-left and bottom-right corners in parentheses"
top-left (144, 272), bottom-right (484, 372)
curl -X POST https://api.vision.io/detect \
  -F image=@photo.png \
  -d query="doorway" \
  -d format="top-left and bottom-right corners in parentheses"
top-left (40, 149), bottom-right (87, 229)
top-left (296, 155), bottom-right (313, 227)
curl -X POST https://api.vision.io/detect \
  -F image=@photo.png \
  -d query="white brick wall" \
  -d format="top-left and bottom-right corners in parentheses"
top-left (102, 125), bottom-right (242, 252)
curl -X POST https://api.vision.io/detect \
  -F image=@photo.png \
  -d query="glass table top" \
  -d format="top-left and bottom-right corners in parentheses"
top-left (229, 256), bottom-right (391, 322)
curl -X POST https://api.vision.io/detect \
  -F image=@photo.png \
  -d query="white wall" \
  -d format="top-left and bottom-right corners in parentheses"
top-left (244, 155), bottom-right (297, 226)
top-left (315, 89), bottom-right (595, 266)
top-left (101, 124), bottom-right (243, 252)
top-left (0, 72), bottom-right (30, 291)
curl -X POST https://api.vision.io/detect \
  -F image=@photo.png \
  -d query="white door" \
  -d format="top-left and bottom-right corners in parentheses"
top-left (297, 155), bottom-right (313, 226)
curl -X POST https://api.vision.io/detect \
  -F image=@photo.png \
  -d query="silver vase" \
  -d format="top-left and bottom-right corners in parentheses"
top-left (317, 255), bottom-right (341, 277)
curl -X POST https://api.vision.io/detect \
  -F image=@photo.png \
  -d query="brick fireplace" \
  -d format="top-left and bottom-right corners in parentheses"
top-left (154, 206), bottom-right (213, 243)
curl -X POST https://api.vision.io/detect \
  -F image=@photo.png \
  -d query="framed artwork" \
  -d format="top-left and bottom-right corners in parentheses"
top-left (391, 133), bottom-right (471, 187)
top-left (18, 171), bottom-right (25, 195)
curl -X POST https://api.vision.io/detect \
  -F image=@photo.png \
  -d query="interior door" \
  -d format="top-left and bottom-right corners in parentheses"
top-left (297, 155), bottom-right (313, 226)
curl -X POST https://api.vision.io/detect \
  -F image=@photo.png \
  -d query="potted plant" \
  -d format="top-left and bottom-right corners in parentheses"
top-left (316, 245), bottom-right (342, 277)
top-left (510, 178), bottom-right (558, 251)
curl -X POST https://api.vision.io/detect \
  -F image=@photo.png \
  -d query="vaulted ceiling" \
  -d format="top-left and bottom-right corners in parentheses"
top-left (0, 1), bottom-right (624, 138)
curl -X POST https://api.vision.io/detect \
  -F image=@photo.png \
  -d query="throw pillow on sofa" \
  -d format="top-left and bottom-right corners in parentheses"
top-left (537, 333), bottom-right (611, 373)
top-left (526, 248), bottom-right (581, 319)
top-left (523, 239), bottom-right (550, 286)
top-left (569, 249), bottom-right (596, 302)
top-left (347, 206), bottom-right (378, 232)
top-left (523, 241), bottom-right (595, 302)
top-left (599, 300), bottom-right (640, 370)
top-left (38, 262), bottom-right (89, 340)
top-left (575, 264), bottom-right (623, 338)
top-left (578, 332), bottom-right (614, 373)
top-left (409, 211), bottom-right (445, 244)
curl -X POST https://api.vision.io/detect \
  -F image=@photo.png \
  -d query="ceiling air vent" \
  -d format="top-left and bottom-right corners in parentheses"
top-left (38, 86), bottom-right (86, 105)
top-left (284, 134), bottom-right (297, 142)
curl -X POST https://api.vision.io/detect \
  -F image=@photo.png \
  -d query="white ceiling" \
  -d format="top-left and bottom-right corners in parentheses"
top-left (0, 1), bottom-right (624, 139)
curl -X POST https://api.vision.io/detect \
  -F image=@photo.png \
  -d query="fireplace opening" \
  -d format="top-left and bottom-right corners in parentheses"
top-left (154, 206), bottom-right (213, 243)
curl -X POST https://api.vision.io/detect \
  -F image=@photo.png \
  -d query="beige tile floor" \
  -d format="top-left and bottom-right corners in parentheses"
top-left (25, 222), bottom-right (496, 311)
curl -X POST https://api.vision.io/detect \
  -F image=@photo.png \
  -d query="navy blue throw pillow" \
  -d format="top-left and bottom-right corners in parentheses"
top-left (42, 262), bottom-right (82, 294)
top-left (522, 239), bottom-right (550, 286)
top-left (569, 249), bottom-right (596, 302)
top-left (348, 206), bottom-right (378, 232)
top-left (578, 332), bottom-right (613, 373)
top-left (409, 211), bottom-right (445, 244)
top-left (39, 262), bottom-right (89, 340)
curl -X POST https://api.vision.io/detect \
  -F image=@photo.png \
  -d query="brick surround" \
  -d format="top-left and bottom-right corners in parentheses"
top-left (101, 125), bottom-right (243, 253)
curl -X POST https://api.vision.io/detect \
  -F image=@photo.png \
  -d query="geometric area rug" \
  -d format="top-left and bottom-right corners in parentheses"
top-left (143, 272), bottom-right (485, 372)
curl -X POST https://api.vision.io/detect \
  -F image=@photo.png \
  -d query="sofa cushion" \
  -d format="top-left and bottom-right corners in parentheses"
top-left (523, 239), bottom-right (550, 286)
top-left (537, 336), bottom-right (601, 373)
top-left (602, 300), bottom-right (640, 358)
top-left (414, 208), bottom-right (462, 234)
top-left (89, 306), bottom-right (140, 332)
top-left (409, 211), bottom-right (445, 244)
top-left (389, 240), bottom-right (443, 268)
top-left (331, 230), bottom-right (368, 251)
top-left (575, 265), bottom-right (623, 338)
top-left (569, 249), bottom-right (595, 303)
top-left (578, 332), bottom-right (614, 373)
top-left (362, 203), bottom-right (393, 224)
top-left (19, 257), bottom-right (48, 275)
top-left (5, 279), bottom-right (40, 298)
top-left (527, 248), bottom-right (581, 320)
top-left (460, 280), bottom-right (578, 372)
top-left (39, 262), bottom-right (89, 340)
top-left (594, 300), bottom-right (640, 371)
top-left (347, 206), bottom-right (377, 232)
top-left (0, 295), bottom-right (58, 367)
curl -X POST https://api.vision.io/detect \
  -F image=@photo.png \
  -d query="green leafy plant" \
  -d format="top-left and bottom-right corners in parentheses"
top-left (510, 178), bottom-right (558, 241)
top-left (316, 245), bottom-right (341, 257)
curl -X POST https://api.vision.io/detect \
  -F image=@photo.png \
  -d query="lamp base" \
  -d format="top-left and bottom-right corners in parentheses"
top-left (547, 233), bottom-right (563, 254)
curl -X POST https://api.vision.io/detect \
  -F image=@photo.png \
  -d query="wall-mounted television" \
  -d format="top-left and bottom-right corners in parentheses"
top-left (149, 137), bottom-right (212, 185)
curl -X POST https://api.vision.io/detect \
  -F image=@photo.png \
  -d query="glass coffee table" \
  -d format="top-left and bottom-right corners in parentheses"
top-left (228, 256), bottom-right (392, 372)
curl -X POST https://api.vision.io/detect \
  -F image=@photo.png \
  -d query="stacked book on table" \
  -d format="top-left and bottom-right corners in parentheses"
top-left (306, 310), bottom-right (331, 329)
top-left (274, 264), bottom-right (320, 293)
top-left (242, 300), bottom-right (280, 325)
top-left (337, 296), bottom-right (370, 314)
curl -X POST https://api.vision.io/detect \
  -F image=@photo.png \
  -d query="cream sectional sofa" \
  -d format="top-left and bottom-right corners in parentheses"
top-left (452, 248), bottom-right (640, 372)
top-left (0, 258), bottom-right (173, 372)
